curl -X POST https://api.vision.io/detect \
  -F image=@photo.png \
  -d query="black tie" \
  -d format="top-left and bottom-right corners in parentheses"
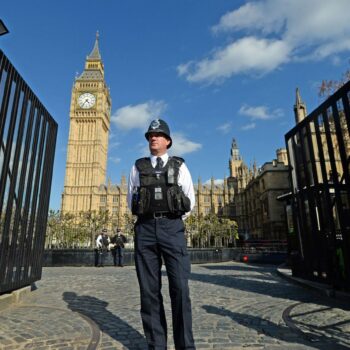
top-left (156, 157), bottom-right (163, 170)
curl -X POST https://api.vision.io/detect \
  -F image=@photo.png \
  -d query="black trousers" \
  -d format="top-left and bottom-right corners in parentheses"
top-left (134, 217), bottom-right (195, 350)
top-left (111, 246), bottom-right (124, 266)
top-left (94, 248), bottom-right (105, 266)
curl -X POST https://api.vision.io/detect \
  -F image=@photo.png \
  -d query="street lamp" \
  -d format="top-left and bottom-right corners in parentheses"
top-left (0, 20), bottom-right (9, 36)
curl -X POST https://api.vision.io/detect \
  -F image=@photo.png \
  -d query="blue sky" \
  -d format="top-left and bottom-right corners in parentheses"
top-left (2, 0), bottom-right (350, 211)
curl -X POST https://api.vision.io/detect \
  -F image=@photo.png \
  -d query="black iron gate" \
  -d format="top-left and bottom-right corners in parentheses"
top-left (285, 80), bottom-right (350, 291)
top-left (0, 50), bottom-right (57, 294)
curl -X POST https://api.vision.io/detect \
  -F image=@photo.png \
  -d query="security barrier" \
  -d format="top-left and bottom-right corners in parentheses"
top-left (0, 50), bottom-right (57, 294)
top-left (285, 80), bottom-right (350, 291)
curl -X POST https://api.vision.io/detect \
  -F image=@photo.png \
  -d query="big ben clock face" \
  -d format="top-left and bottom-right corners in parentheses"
top-left (78, 93), bottom-right (96, 109)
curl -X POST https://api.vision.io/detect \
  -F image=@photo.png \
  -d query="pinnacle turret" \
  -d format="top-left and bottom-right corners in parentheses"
top-left (77, 32), bottom-right (105, 80)
top-left (87, 31), bottom-right (101, 60)
top-left (294, 88), bottom-right (307, 124)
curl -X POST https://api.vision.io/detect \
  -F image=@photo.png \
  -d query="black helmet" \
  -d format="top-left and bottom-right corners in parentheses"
top-left (145, 119), bottom-right (172, 148)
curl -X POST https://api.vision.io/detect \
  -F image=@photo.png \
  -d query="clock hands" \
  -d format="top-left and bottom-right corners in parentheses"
top-left (81, 98), bottom-right (91, 107)
top-left (78, 93), bottom-right (95, 108)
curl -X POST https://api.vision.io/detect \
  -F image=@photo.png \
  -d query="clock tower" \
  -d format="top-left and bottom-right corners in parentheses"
top-left (61, 33), bottom-right (111, 214)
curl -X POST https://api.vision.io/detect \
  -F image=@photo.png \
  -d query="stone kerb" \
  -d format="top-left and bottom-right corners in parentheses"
top-left (0, 285), bottom-right (33, 311)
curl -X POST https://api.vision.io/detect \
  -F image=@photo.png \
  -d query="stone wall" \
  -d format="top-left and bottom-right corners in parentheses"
top-left (43, 248), bottom-right (286, 266)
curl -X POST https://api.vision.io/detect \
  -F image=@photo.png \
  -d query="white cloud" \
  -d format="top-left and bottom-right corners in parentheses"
top-left (138, 132), bottom-right (202, 157)
top-left (305, 39), bottom-right (350, 61)
top-left (178, 37), bottom-right (290, 83)
top-left (179, 0), bottom-right (350, 84)
top-left (212, 1), bottom-right (284, 35)
top-left (111, 100), bottom-right (167, 130)
top-left (169, 132), bottom-right (202, 156)
top-left (110, 157), bottom-right (121, 164)
top-left (109, 141), bottom-right (120, 149)
top-left (217, 122), bottom-right (232, 134)
top-left (177, 62), bottom-right (192, 76)
top-left (204, 178), bottom-right (224, 186)
top-left (239, 104), bottom-right (283, 120)
top-left (241, 123), bottom-right (256, 131)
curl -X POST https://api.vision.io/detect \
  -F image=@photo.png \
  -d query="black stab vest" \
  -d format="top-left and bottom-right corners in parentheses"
top-left (132, 156), bottom-right (190, 215)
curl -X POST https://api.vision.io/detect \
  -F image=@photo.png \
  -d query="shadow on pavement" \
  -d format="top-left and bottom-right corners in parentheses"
top-left (202, 263), bottom-right (276, 274)
top-left (190, 270), bottom-right (313, 302)
top-left (190, 264), bottom-right (350, 310)
top-left (190, 265), bottom-right (349, 310)
top-left (202, 305), bottom-right (349, 350)
top-left (63, 291), bottom-right (146, 348)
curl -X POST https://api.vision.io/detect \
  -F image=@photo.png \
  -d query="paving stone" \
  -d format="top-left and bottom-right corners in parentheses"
top-left (0, 262), bottom-right (349, 349)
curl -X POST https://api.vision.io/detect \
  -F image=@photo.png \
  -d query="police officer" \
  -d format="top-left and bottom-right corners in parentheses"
top-left (127, 119), bottom-right (196, 350)
top-left (95, 228), bottom-right (109, 267)
top-left (110, 228), bottom-right (127, 267)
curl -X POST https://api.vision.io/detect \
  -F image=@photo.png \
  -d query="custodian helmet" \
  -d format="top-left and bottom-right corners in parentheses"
top-left (145, 119), bottom-right (172, 148)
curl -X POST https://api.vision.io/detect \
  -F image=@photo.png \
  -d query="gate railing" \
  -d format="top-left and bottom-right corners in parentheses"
top-left (285, 80), bottom-right (350, 291)
top-left (0, 50), bottom-right (57, 294)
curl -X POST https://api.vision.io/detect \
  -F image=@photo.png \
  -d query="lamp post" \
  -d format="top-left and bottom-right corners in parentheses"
top-left (0, 20), bottom-right (9, 36)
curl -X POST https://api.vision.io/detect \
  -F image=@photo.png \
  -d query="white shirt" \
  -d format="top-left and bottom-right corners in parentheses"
top-left (127, 153), bottom-right (195, 219)
top-left (96, 234), bottom-right (109, 248)
top-left (96, 234), bottom-right (103, 248)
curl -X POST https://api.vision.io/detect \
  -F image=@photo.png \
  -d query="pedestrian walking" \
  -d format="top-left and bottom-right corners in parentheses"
top-left (127, 118), bottom-right (196, 350)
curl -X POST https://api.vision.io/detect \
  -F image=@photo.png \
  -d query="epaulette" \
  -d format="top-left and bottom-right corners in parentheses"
top-left (170, 156), bottom-right (185, 166)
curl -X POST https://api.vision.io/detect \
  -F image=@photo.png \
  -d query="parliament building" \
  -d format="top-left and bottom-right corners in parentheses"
top-left (61, 35), bottom-right (292, 239)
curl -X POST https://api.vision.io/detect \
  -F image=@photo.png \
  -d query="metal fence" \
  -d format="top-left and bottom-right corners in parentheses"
top-left (285, 80), bottom-right (350, 291)
top-left (0, 50), bottom-right (57, 294)
top-left (239, 239), bottom-right (287, 253)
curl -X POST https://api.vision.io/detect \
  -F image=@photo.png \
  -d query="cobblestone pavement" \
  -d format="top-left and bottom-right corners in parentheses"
top-left (0, 262), bottom-right (349, 350)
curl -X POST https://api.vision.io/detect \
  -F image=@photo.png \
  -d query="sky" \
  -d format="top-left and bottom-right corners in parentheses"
top-left (2, 0), bottom-right (350, 211)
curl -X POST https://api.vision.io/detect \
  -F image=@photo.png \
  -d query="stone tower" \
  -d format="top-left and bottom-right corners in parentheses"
top-left (294, 88), bottom-right (307, 124)
top-left (228, 138), bottom-right (249, 194)
top-left (229, 138), bottom-right (243, 178)
top-left (61, 33), bottom-right (112, 214)
top-left (276, 148), bottom-right (288, 165)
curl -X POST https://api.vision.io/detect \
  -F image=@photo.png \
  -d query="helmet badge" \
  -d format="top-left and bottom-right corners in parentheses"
top-left (150, 119), bottom-right (161, 129)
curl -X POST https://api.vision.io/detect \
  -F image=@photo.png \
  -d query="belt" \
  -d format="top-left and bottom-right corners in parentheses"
top-left (139, 212), bottom-right (181, 220)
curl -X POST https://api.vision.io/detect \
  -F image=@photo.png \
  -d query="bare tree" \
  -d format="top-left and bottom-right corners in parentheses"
top-left (319, 65), bottom-right (350, 98)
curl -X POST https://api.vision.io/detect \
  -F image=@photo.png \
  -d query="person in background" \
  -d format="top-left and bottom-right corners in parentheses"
top-left (95, 228), bottom-right (109, 267)
top-left (127, 119), bottom-right (196, 350)
top-left (110, 228), bottom-right (127, 267)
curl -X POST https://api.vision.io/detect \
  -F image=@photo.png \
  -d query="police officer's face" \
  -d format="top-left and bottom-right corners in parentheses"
top-left (148, 132), bottom-right (170, 155)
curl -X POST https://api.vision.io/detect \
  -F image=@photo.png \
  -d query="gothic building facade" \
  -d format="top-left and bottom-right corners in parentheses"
top-left (233, 149), bottom-right (289, 239)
